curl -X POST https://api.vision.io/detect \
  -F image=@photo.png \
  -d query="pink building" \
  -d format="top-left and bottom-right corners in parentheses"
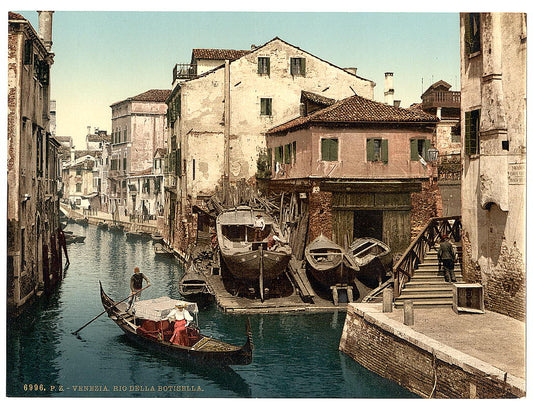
top-left (265, 92), bottom-right (439, 253)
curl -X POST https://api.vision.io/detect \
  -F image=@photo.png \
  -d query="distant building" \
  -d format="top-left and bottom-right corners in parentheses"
top-left (108, 89), bottom-right (170, 218)
top-left (85, 126), bottom-right (110, 150)
top-left (460, 13), bottom-right (526, 321)
top-left (266, 91), bottom-right (439, 253)
top-left (7, 11), bottom-right (64, 315)
top-left (164, 37), bottom-right (376, 251)
top-left (62, 153), bottom-right (98, 209)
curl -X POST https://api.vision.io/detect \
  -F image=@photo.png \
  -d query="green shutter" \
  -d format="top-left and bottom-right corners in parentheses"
top-left (267, 148), bottom-right (272, 170)
top-left (321, 139), bottom-right (338, 161)
top-left (284, 144), bottom-right (291, 164)
top-left (366, 139), bottom-right (374, 161)
top-left (301, 58), bottom-right (306, 76)
top-left (465, 111), bottom-right (472, 155)
top-left (424, 139), bottom-right (431, 160)
top-left (292, 141), bottom-right (297, 163)
top-left (275, 146), bottom-right (283, 163)
top-left (382, 139), bottom-right (389, 163)
top-left (410, 139), bottom-right (419, 161)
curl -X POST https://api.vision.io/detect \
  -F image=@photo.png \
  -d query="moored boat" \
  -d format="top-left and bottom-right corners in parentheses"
top-left (65, 233), bottom-right (86, 244)
top-left (100, 283), bottom-right (253, 366)
top-left (349, 237), bottom-right (393, 288)
top-left (126, 231), bottom-right (148, 240)
top-left (304, 234), bottom-right (359, 287)
top-left (152, 233), bottom-right (164, 244)
top-left (97, 222), bottom-right (109, 230)
top-left (216, 206), bottom-right (291, 300)
top-left (179, 263), bottom-right (214, 305)
top-left (109, 223), bottom-right (125, 232)
top-left (154, 242), bottom-right (174, 257)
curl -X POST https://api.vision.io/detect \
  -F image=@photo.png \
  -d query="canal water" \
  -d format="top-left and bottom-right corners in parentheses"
top-left (7, 224), bottom-right (415, 398)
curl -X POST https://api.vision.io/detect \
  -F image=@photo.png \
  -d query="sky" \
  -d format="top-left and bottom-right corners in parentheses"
top-left (8, 9), bottom-right (461, 149)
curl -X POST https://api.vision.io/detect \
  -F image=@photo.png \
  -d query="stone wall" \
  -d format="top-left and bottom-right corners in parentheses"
top-left (307, 190), bottom-right (333, 242)
top-left (339, 304), bottom-right (524, 398)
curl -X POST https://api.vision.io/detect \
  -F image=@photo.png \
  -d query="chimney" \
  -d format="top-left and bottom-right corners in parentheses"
top-left (37, 11), bottom-right (54, 52)
top-left (384, 72), bottom-right (394, 106)
top-left (394, 100), bottom-right (401, 108)
top-left (87, 126), bottom-right (91, 135)
top-left (344, 67), bottom-right (358, 75)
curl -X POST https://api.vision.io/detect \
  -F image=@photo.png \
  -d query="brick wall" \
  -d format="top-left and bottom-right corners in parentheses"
top-left (410, 181), bottom-right (443, 240)
top-left (461, 232), bottom-right (525, 322)
top-left (308, 190), bottom-right (333, 242)
top-left (339, 305), bottom-right (524, 398)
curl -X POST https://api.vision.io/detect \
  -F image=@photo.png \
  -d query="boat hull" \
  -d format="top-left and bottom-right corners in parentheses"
top-left (349, 238), bottom-right (393, 288)
top-left (220, 249), bottom-right (291, 285)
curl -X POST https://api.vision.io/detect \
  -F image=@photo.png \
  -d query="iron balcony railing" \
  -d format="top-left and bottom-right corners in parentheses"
top-left (173, 64), bottom-right (197, 81)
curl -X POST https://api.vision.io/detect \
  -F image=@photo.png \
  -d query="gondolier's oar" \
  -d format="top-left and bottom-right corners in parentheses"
top-left (71, 284), bottom-right (151, 336)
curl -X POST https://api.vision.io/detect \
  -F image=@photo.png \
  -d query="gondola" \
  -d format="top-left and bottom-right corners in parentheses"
top-left (97, 222), bottom-right (109, 230)
top-left (109, 223), bottom-right (124, 232)
top-left (99, 283), bottom-right (253, 366)
top-left (304, 234), bottom-right (359, 287)
top-left (349, 237), bottom-right (393, 288)
top-left (152, 233), bottom-right (164, 244)
top-left (179, 263), bottom-right (214, 305)
top-left (216, 206), bottom-right (292, 300)
top-left (125, 231), bottom-right (148, 240)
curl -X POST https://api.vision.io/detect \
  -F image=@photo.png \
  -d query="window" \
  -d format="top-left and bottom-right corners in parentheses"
top-left (290, 58), bottom-right (306, 76)
top-left (465, 109), bottom-right (480, 155)
top-left (284, 144), bottom-right (292, 164)
top-left (123, 158), bottom-right (127, 171)
top-left (76, 183), bottom-right (82, 192)
top-left (410, 139), bottom-right (431, 161)
top-left (321, 138), bottom-right (338, 161)
top-left (260, 98), bottom-right (272, 116)
top-left (192, 159), bottom-right (196, 180)
top-left (76, 168), bottom-right (82, 176)
top-left (123, 128), bottom-right (127, 142)
top-left (366, 138), bottom-right (388, 163)
top-left (110, 159), bottom-right (117, 171)
top-left (24, 40), bottom-right (33, 65)
top-left (465, 13), bottom-right (481, 54)
top-left (275, 146), bottom-right (283, 164)
top-left (258, 57), bottom-right (270, 75)
top-left (292, 141), bottom-right (297, 163)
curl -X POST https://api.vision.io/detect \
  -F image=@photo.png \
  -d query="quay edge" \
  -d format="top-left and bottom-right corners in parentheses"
top-left (339, 303), bottom-right (525, 399)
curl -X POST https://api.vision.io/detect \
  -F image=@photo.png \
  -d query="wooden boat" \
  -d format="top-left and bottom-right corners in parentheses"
top-left (75, 217), bottom-right (89, 226)
top-left (349, 237), bottom-right (393, 288)
top-left (109, 223), bottom-right (124, 232)
top-left (154, 242), bottom-right (174, 257)
top-left (304, 234), bottom-right (359, 287)
top-left (97, 222), bottom-right (109, 230)
top-left (152, 233), bottom-right (164, 244)
top-left (216, 206), bottom-right (291, 300)
top-left (65, 233), bottom-right (86, 244)
top-left (179, 263), bottom-right (214, 305)
top-left (100, 283), bottom-right (253, 366)
top-left (126, 231), bottom-right (148, 240)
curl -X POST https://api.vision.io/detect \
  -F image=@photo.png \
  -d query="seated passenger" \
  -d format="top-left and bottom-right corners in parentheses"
top-left (165, 302), bottom-right (193, 346)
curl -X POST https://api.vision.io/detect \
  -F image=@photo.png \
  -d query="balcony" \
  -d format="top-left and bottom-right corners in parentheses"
top-left (173, 64), bottom-right (197, 81)
top-left (422, 90), bottom-right (461, 110)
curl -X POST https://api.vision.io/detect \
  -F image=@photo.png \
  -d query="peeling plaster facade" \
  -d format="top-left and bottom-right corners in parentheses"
top-left (460, 13), bottom-right (526, 321)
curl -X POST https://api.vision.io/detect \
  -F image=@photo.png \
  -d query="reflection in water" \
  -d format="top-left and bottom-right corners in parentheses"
top-left (7, 224), bottom-right (414, 398)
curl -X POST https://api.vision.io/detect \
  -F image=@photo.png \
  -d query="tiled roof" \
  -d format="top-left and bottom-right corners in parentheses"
top-left (130, 168), bottom-right (153, 177)
top-left (192, 48), bottom-right (250, 61)
top-left (129, 89), bottom-right (172, 103)
top-left (301, 91), bottom-right (336, 107)
top-left (154, 148), bottom-right (167, 157)
top-left (8, 12), bottom-right (26, 20)
top-left (267, 94), bottom-right (439, 135)
top-left (87, 134), bottom-right (110, 142)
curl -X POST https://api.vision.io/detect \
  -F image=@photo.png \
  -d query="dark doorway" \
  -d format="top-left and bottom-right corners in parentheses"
top-left (353, 210), bottom-right (383, 240)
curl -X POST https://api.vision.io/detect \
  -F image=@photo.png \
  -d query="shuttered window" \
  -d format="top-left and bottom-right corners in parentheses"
top-left (258, 57), bottom-right (270, 75)
top-left (321, 138), bottom-right (338, 161)
top-left (290, 58), bottom-right (306, 76)
top-left (366, 138), bottom-right (388, 163)
top-left (260, 98), bottom-right (272, 116)
top-left (465, 13), bottom-right (481, 54)
top-left (410, 139), bottom-right (431, 161)
top-left (24, 40), bottom-right (32, 65)
top-left (284, 144), bottom-right (292, 164)
top-left (464, 109), bottom-right (480, 155)
top-left (292, 141), bottom-right (297, 163)
top-left (275, 146), bottom-right (283, 164)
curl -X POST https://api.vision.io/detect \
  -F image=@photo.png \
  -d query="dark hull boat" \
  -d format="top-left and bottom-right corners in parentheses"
top-left (152, 233), bottom-right (164, 244)
top-left (179, 264), bottom-right (214, 305)
top-left (109, 223), bottom-right (124, 232)
top-left (216, 206), bottom-right (291, 299)
top-left (349, 237), bottom-right (393, 288)
top-left (65, 233), bottom-right (86, 244)
top-left (154, 242), bottom-right (174, 257)
top-left (304, 234), bottom-right (359, 287)
top-left (100, 283), bottom-right (253, 366)
top-left (126, 231), bottom-right (150, 240)
top-left (97, 222), bottom-right (109, 230)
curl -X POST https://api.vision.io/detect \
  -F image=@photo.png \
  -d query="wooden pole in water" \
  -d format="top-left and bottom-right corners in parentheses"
top-left (259, 244), bottom-right (264, 302)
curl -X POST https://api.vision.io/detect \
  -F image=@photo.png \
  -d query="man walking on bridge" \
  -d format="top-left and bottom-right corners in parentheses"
top-left (438, 235), bottom-right (457, 283)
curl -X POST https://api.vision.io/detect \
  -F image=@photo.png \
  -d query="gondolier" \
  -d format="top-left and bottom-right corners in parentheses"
top-left (128, 267), bottom-right (150, 310)
top-left (253, 213), bottom-right (265, 241)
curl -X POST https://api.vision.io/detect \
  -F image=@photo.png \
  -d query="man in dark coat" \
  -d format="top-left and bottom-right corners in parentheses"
top-left (438, 235), bottom-right (457, 282)
top-left (128, 267), bottom-right (150, 310)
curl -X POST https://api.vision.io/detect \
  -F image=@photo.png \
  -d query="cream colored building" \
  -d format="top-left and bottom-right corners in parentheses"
top-left (460, 13), bottom-right (526, 321)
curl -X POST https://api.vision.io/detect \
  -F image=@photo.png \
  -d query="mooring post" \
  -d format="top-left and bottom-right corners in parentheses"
top-left (404, 300), bottom-right (414, 326)
top-left (382, 288), bottom-right (393, 312)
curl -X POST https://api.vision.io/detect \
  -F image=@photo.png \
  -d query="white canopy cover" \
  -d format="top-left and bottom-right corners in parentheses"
top-left (133, 296), bottom-right (198, 321)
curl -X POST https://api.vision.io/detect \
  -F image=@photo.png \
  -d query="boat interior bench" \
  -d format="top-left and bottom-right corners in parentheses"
top-left (136, 319), bottom-right (202, 346)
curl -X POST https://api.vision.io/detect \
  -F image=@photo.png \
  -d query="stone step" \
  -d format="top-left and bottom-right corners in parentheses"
top-left (396, 290), bottom-right (453, 299)
top-left (394, 299), bottom-right (453, 309)
top-left (410, 275), bottom-right (463, 282)
top-left (401, 285), bottom-right (454, 293)
top-left (404, 281), bottom-right (461, 289)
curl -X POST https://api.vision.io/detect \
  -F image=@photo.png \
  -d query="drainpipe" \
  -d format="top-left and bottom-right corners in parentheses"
top-left (223, 59), bottom-right (231, 203)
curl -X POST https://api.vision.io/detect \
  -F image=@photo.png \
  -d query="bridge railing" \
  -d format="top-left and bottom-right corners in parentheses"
top-left (393, 216), bottom-right (462, 299)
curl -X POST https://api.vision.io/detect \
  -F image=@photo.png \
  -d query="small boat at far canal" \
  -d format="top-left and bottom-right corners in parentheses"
top-left (97, 222), bottom-right (109, 230)
top-left (216, 206), bottom-right (292, 300)
top-left (304, 234), bottom-right (359, 287)
top-left (179, 263), bottom-right (214, 305)
top-left (349, 237), bottom-right (393, 288)
top-left (154, 242), bottom-right (174, 257)
top-left (100, 283), bottom-right (253, 366)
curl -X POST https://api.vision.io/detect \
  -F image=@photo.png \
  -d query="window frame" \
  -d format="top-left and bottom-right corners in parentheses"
top-left (366, 138), bottom-right (389, 163)
top-left (321, 138), bottom-right (339, 162)
top-left (464, 13), bottom-right (481, 55)
top-left (410, 138), bottom-right (431, 161)
top-left (260, 98), bottom-right (273, 116)
top-left (464, 109), bottom-right (480, 156)
top-left (257, 57), bottom-right (270, 75)
top-left (290, 57), bottom-right (306, 77)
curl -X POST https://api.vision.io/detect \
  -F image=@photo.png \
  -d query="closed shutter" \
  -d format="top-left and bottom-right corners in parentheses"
top-left (284, 144), bottom-right (291, 164)
top-left (424, 139), bottom-right (431, 160)
top-left (410, 139), bottom-right (419, 161)
top-left (382, 139), bottom-right (389, 163)
top-left (366, 139), bottom-right (374, 161)
top-left (24, 40), bottom-right (32, 65)
top-left (321, 139), bottom-right (338, 161)
top-left (300, 58), bottom-right (306, 76)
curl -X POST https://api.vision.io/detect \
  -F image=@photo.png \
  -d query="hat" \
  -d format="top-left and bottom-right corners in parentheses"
top-left (256, 214), bottom-right (262, 217)
top-left (175, 301), bottom-right (187, 308)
